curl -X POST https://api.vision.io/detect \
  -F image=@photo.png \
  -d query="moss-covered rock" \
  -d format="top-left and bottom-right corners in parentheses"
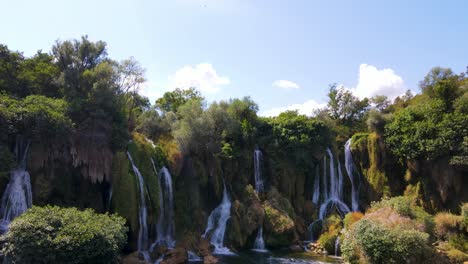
top-left (227, 185), bottom-right (264, 248)
top-left (263, 188), bottom-right (297, 248)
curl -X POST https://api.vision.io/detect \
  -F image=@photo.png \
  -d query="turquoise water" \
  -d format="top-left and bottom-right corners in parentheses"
top-left (193, 250), bottom-right (341, 264)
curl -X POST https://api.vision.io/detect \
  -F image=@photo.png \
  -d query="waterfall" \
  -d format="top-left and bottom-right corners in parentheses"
top-left (155, 166), bottom-right (175, 248)
top-left (187, 251), bottom-right (202, 262)
top-left (335, 236), bottom-right (340, 256)
top-left (203, 183), bottom-right (233, 255)
top-left (344, 139), bottom-right (360, 212)
top-left (0, 137), bottom-right (32, 232)
top-left (253, 226), bottom-right (267, 252)
top-left (312, 166), bottom-right (320, 205)
top-left (253, 148), bottom-right (264, 193)
top-left (127, 152), bottom-right (149, 259)
top-left (252, 148), bottom-right (267, 252)
top-left (321, 156), bottom-right (328, 201)
top-left (308, 148), bottom-right (350, 240)
top-left (318, 148), bottom-right (350, 219)
top-left (107, 185), bottom-right (113, 211)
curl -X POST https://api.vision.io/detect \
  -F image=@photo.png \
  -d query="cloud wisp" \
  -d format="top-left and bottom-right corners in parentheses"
top-left (169, 63), bottom-right (230, 93)
top-left (259, 99), bottom-right (325, 117)
top-left (272, 79), bottom-right (300, 89)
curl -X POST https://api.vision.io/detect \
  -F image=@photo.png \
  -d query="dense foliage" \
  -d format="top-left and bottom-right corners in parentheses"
top-left (385, 67), bottom-right (468, 162)
top-left (1, 206), bottom-right (128, 264)
top-left (342, 196), bottom-right (434, 264)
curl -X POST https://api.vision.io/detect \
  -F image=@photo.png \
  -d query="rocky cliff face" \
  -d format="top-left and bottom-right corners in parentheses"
top-left (349, 132), bottom-right (468, 213)
top-left (4, 128), bottom-right (466, 253)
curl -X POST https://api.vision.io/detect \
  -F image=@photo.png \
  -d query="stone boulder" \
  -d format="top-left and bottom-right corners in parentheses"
top-left (160, 247), bottom-right (188, 264)
top-left (203, 254), bottom-right (219, 264)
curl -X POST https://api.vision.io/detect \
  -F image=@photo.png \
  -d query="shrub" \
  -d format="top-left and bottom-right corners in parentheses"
top-left (446, 249), bottom-right (468, 263)
top-left (343, 212), bottom-right (364, 229)
top-left (370, 196), bottom-right (434, 235)
top-left (342, 219), bottom-right (430, 264)
top-left (318, 229), bottom-right (339, 254)
top-left (2, 206), bottom-right (128, 264)
top-left (448, 233), bottom-right (468, 253)
top-left (461, 203), bottom-right (468, 232)
top-left (434, 212), bottom-right (462, 239)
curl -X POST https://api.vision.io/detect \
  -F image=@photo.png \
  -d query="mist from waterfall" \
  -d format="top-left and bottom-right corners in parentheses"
top-left (344, 139), bottom-right (361, 212)
top-left (203, 183), bottom-right (233, 255)
top-left (0, 137), bottom-right (32, 232)
top-left (127, 152), bottom-right (149, 259)
top-left (155, 165), bottom-right (175, 248)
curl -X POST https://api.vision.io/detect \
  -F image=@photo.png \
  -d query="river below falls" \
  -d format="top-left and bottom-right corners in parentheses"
top-left (190, 250), bottom-right (342, 264)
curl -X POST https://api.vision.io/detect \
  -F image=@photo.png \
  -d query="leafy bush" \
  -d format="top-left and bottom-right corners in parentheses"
top-left (341, 219), bottom-right (430, 264)
top-left (434, 212), bottom-right (462, 239)
top-left (343, 212), bottom-right (364, 229)
top-left (370, 196), bottom-right (434, 235)
top-left (318, 229), bottom-right (339, 254)
top-left (446, 248), bottom-right (468, 263)
top-left (2, 206), bottom-right (128, 264)
top-left (448, 233), bottom-right (468, 253)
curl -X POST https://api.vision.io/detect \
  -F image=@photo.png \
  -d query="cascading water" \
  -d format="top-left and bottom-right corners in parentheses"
top-left (155, 166), bottom-right (175, 248)
top-left (253, 226), bottom-right (267, 252)
top-left (0, 137), bottom-right (32, 232)
top-left (252, 148), bottom-right (267, 252)
top-left (335, 236), bottom-right (340, 256)
top-left (253, 148), bottom-right (264, 193)
top-left (127, 152), bottom-right (149, 260)
top-left (312, 166), bottom-right (320, 205)
top-left (203, 183), bottom-right (233, 255)
top-left (319, 148), bottom-right (350, 219)
top-left (308, 148), bottom-right (350, 240)
top-left (344, 139), bottom-right (360, 212)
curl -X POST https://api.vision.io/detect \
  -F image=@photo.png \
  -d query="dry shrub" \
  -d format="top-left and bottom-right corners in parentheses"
top-left (434, 212), bottom-right (462, 239)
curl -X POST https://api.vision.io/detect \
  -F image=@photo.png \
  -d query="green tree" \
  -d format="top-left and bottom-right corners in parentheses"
top-left (326, 84), bottom-right (369, 126)
top-left (156, 87), bottom-right (203, 113)
top-left (420, 67), bottom-right (461, 110)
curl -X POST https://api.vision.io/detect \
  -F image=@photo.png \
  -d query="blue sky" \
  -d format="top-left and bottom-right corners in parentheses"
top-left (2, 0), bottom-right (467, 115)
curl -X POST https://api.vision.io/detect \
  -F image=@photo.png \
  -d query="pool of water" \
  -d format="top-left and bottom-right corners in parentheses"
top-left (190, 250), bottom-right (342, 264)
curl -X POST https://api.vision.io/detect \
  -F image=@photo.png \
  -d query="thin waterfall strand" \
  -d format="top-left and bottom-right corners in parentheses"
top-left (344, 139), bottom-right (360, 212)
top-left (252, 148), bottom-right (267, 251)
top-left (253, 148), bottom-right (264, 193)
top-left (155, 166), bottom-right (175, 248)
top-left (127, 152), bottom-right (149, 257)
top-left (312, 166), bottom-right (320, 205)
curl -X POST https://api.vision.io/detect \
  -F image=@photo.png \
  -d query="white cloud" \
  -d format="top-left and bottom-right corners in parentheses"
top-left (168, 63), bottom-right (230, 93)
top-left (351, 64), bottom-right (406, 100)
top-left (260, 99), bottom-right (326, 117)
top-left (272, 80), bottom-right (300, 89)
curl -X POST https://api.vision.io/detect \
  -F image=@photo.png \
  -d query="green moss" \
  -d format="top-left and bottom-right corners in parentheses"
top-left (126, 132), bottom-right (168, 230)
top-left (264, 202), bottom-right (295, 247)
top-left (350, 132), bottom-right (369, 152)
top-left (111, 151), bottom-right (138, 238)
top-left (367, 132), bottom-right (390, 197)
